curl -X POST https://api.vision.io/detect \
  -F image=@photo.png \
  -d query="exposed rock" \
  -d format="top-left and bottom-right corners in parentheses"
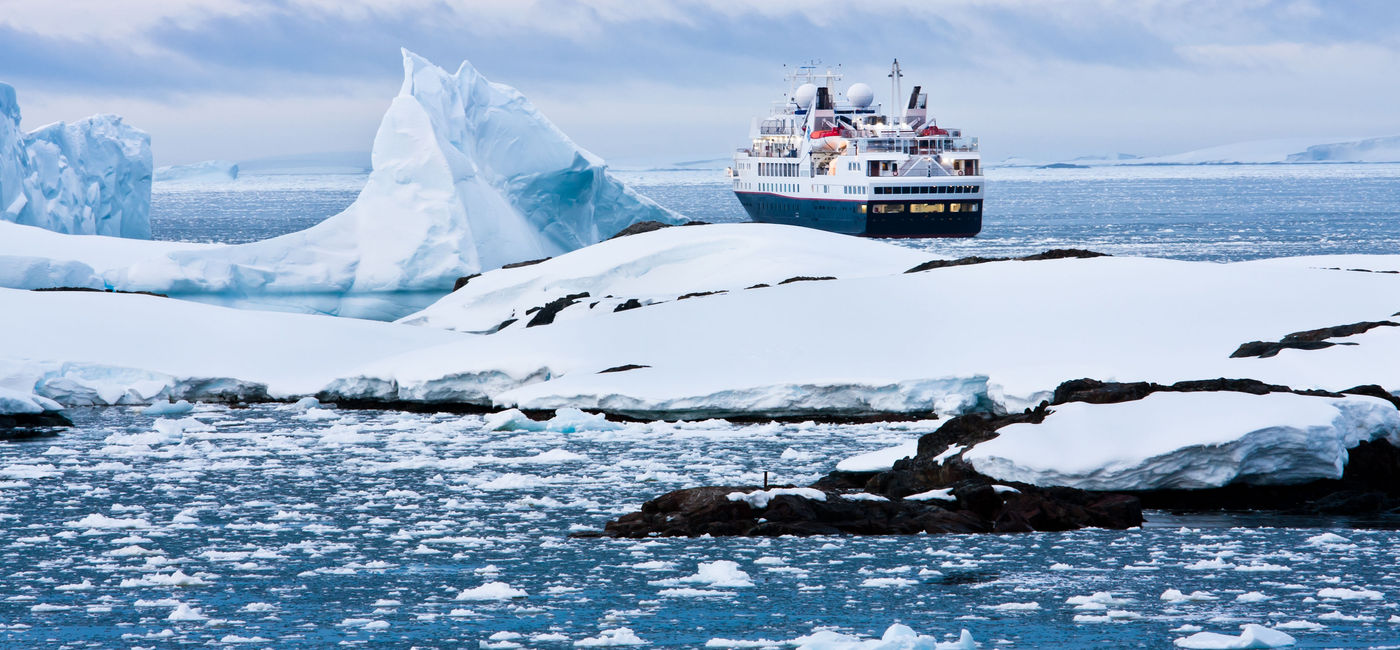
top-left (501, 257), bottom-right (551, 270)
top-left (1231, 320), bottom-right (1398, 358)
top-left (525, 292), bottom-right (590, 327)
top-left (33, 287), bottom-right (168, 298)
top-left (677, 290), bottom-right (727, 300)
top-left (0, 411), bottom-right (72, 431)
top-left (745, 283), bottom-right (770, 290)
top-left (778, 276), bottom-right (836, 285)
top-left (598, 364), bottom-right (650, 374)
top-left (607, 219), bottom-right (711, 240)
top-left (905, 249), bottom-right (1108, 274)
top-left (452, 274), bottom-right (480, 291)
top-left (613, 298), bottom-right (642, 312)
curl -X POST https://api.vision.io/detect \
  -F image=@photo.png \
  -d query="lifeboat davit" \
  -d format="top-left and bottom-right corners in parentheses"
top-left (919, 126), bottom-right (949, 136)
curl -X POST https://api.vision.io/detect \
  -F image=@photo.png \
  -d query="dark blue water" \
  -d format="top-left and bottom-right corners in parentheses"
top-left (4, 405), bottom-right (1399, 648)
top-left (151, 165), bottom-right (1400, 261)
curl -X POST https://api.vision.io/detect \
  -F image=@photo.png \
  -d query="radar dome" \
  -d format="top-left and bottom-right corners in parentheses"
top-left (846, 83), bottom-right (875, 108)
top-left (793, 83), bottom-right (818, 109)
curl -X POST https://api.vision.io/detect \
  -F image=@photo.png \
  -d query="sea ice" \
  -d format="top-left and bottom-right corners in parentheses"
top-left (455, 581), bottom-right (527, 601)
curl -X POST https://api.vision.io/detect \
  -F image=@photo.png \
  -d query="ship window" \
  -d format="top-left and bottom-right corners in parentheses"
top-left (950, 203), bottom-right (962, 212)
top-left (970, 203), bottom-right (980, 212)
top-left (872, 203), bottom-right (906, 214)
top-left (973, 185), bottom-right (980, 193)
top-left (910, 203), bottom-right (944, 213)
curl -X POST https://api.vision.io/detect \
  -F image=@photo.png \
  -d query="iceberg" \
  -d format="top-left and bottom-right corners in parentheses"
top-left (153, 160), bottom-right (238, 183)
top-left (0, 50), bottom-right (676, 318)
top-left (0, 83), bottom-right (151, 238)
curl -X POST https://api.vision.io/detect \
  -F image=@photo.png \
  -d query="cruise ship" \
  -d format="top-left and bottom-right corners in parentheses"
top-left (730, 61), bottom-right (983, 237)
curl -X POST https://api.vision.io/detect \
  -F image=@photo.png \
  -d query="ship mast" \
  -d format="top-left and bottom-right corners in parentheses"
top-left (888, 59), bottom-right (903, 126)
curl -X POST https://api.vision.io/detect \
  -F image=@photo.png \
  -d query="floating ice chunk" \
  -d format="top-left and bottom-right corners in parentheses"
top-left (1273, 621), bottom-right (1322, 631)
top-left (1162, 589), bottom-right (1218, 602)
top-left (118, 570), bottom-right (212, 588)
top-left (167, 603), bottom-right (207, 621)
top-left (55, 579), bottom-right (93, 591)
top-left (239, 602), bottom-right (277, 612)
top-left (1316, 587), bottom-right (1382, 600)
top-left (219, 635), bottom-right (272, 644)
top-left (1066, 592), bottom-right (1127, 608)
top-left (484, 409), bottom-right (547, 432)
top-left (650, 561), bottom-right (753, 588)
top-left (1173, 624), bottom-right (1296, 649)
top-left (67, 513), bottom-right (149, 529)
top-left (545, 408), bottom-right (624, 433)
top-left (455, 581), bottom-right (527, 601)
top-left (835, 440), bottom-right (918, 472)
top-left (985, 601), bottom-right (1040, 611)
top-left (142, 400), bottom-right (194, 416)
top-left (29, 603), bottom-right (73, 613)
top-left (859, 577), bottom-right (917, 588)
top-left (1234, 592), bottom-right (1271, 603)
top-left (574, 627), bottom-right (646, 646)
top-left (726, 487), bottom-right (826, 509)
top-left (657, 587), bottom-right (737, 598)
top-left (1186, 557), bottom-right (1237, 571)
top-left (1303, 533), bottom-right (1350, 546)
top-left (630, 560), bottom-right (676, 571)
top-left (786, 624), bottom-right (975, 649)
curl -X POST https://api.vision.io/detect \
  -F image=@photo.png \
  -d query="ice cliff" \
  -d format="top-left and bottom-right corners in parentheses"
top-left (0, 50), bottom-right (677, 313)
top-left (0, 83), bottom-right (152, 238)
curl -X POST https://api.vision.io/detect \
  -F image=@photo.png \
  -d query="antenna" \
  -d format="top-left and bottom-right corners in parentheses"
top-left (888, 58), bottom-right (903, 125)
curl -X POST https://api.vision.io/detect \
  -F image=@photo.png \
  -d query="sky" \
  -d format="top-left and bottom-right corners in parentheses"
top-left (3, 0), bottom-right (1399, 166)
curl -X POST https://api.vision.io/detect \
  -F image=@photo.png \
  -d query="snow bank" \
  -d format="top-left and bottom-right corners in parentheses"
top-left (0, 287), bottom-right (463, 406)
top-left (153, 160), bottom-right (238, 183)
top-left (0, 83), bottom-right (151, 238)
top-left (835, 440), bottom-right (919, 472)
top-left (0, 386), bottom-right (61, 415)
top-left (0, 50), bottom-right (674, 318)
top-left (727, 488), bottom-right (826, 509)
top-left (398, 223), bottom-right (932, 332)
top-left (345, 253), bottom-right (1400, 418)
top-left (964, 392), bottom-right (1400, 491)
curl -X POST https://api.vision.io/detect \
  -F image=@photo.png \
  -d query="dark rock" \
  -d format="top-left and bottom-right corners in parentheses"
top-left (501, 257), bottom-right (551, 270)
top-left (607, 220), bottom-right (711, 240)
top-left (452, 274), bottom-right (480, 291)
top-left (1342, 385), bottom-right (1400, 410)
top-left (1230, 320), bottom-right (1398, 358)
top-left (0, 411), bottom-right (72, 431)
top-left (598, 364), bottom-right (650, 374)
top-left (614, 298), bottom-right (643, 312)
top-left (677, 290), bottom-right (727, 300)
top-left (33, 287), bottom-right (168, 298)
top-left (525, 292), bottom-right (590, 327)
top-left (778, 276), bottom-right (836, 285)
top-left (745, 283), bottom-right (770, 290)
top-left (905, 249), bottom-right (1108, 274)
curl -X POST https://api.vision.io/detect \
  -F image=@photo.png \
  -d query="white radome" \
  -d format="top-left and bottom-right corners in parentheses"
top-left (846, 82), bottom-right (874, 108)
top-left (793, 83), bottom-right (818, 109)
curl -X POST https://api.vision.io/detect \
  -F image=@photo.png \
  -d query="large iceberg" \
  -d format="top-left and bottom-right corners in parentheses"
top-left (153, 160), bottom-right (238, 183)
top-left (0, 83), bottom-right (151, 238)
top-left (0, 50), bottom-right (676, 318)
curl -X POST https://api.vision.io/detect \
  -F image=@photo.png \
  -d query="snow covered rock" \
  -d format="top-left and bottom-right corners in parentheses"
top-left (0, 50), bottom-right (675, 318)
top-left (963, 392), bottom-right (1400, 491)
top-left (153, 160), bottom-right (238, 183)
top-left (398, 223), bottom-right (932, 332)
top-left (0, 83), bottom-right (151, 238)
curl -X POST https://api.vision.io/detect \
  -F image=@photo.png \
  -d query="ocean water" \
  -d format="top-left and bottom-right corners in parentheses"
top-left (22, 165), bottom-right (1398, 647)
top-left (4, 405), bottom-right (1399, 648)
top-left (151, 164), bottom-right (1400, 262)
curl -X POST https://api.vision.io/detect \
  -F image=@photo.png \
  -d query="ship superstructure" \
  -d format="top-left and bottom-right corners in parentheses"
top-left (730, 60), bottom-right (983, 237)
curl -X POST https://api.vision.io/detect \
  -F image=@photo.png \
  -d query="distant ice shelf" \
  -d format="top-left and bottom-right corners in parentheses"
top-left (154, 160), bottom-right (238, 183)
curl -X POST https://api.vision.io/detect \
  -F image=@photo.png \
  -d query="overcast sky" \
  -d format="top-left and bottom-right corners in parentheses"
top-left (3, 0), bottom-right (1398, 165)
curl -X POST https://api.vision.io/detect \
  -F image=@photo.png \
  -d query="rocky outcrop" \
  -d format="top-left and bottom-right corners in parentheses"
top-left (607, 220), bottom-right (710, 240)
top-left (905, 249), bottom-right (1107, 274)
top-left (593, 376), bottom-right (1400, 537)
top-left (1231, 320), bottom-right (1398, 358)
